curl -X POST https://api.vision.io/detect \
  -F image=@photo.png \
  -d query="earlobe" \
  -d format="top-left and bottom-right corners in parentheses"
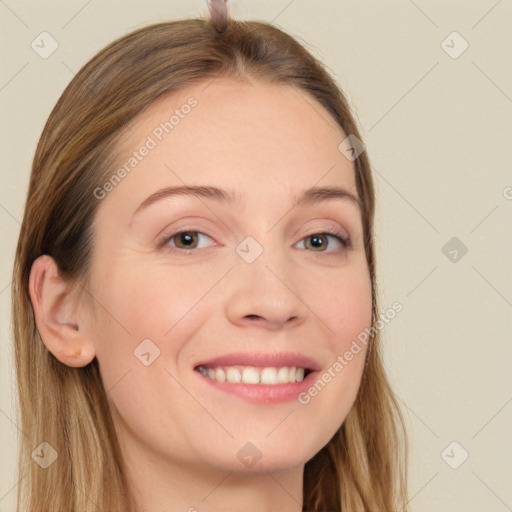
top-left (28, 255), bottom-right (96, 368)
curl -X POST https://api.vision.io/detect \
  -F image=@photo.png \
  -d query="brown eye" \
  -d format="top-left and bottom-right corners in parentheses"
top-left (172, 231), bottom-right (199, 249)
top-left (304, 234), bottom-right (329, 251)
top-left (164, 231), bottom-right (215, 252)
top-left (295, 232), bottom-right (350, 254)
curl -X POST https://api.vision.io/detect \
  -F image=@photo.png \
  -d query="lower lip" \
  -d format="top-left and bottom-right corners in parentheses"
top-left (194, 369), bottom-right (318, 404)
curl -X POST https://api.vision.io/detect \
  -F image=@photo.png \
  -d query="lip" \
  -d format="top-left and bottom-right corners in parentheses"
top-left (193, 351), bottom-right (322, 372)
top-left (193, 352), bottom-right (321, 405)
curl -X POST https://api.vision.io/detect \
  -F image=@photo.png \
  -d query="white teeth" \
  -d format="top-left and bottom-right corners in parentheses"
top-left (277, 366), bottom-right (289, 383)
top-left (226, 367), bottom-right (241, 383)
top-left (242, 367), bottom-right (260, 384)
top-left (260, 367), bottom-right (278, 384)
top-left (198, 365), bottom-right (309, 384)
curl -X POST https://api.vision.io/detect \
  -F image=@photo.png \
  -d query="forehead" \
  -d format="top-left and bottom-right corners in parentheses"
top-left (101, 77), bottom-right (359, 217)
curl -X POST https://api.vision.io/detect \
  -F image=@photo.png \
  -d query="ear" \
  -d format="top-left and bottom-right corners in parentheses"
top-left (28, 255), bottom-right (96, 367)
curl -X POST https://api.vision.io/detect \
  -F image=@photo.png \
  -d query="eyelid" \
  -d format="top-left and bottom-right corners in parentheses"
top-left (302, 223), bottom-right (349, 241)
top-left (294, 226), bottom-right (351, 253)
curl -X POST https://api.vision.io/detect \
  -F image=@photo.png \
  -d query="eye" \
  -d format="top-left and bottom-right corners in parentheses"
top-left (163, 230), bottom-right (216, 253)
top-left (294, 229), bottom-right (351, 254)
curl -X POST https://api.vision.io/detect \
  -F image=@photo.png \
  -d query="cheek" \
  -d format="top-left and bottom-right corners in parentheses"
top-left (86, 260), bottom-right (207, 445)
top-left (88, 254), bottom-right (219, 401)
top-left (91, 256), bottom-right (205, 342)
top-left (332, 266), bottom-right (372, 386)
top-left (299, 262), bottom-right (372, 431)
top-left (320, 261), bottom-right (373, 350)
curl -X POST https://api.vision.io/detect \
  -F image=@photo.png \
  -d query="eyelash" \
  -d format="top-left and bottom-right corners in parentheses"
top-left (160, 226), bottom-right (351, 256)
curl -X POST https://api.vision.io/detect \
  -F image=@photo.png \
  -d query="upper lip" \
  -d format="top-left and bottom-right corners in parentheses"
top-left (194, 352), bottom-right (322, 371)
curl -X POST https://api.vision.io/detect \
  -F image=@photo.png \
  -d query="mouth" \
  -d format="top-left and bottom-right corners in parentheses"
top-left (192, 352), bottom-right (320, 404)
top-left (195, 364), bottom-right (313, 384)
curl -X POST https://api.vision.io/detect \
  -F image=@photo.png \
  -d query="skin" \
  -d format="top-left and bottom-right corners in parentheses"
top-left (29, 76), bottom-right (372, 512)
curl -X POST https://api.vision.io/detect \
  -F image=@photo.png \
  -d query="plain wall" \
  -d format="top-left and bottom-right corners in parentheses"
top-left (1, 1), bottom-right (511, 510)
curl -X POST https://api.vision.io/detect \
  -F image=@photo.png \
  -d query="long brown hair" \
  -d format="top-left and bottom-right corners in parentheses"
top-left (12, 17), bottom-right (409, 511)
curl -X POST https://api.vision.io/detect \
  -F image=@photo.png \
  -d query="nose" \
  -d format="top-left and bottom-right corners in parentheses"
top-left (224, 251), bottom-right (307, 331)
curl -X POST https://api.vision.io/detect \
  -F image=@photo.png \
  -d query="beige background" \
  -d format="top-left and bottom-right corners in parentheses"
top-left (1, 1), bottom-right (511, 510)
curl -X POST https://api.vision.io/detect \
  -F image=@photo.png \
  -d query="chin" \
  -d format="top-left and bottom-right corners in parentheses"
top-left (209, 440), bottom-right (321, 475)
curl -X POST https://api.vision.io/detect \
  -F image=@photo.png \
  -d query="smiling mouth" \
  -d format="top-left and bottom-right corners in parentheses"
top-left (195, 365), bottom-right (313, 384)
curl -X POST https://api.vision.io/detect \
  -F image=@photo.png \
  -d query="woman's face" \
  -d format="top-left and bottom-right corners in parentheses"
top-left (86, 77), bottom-right (372, 475)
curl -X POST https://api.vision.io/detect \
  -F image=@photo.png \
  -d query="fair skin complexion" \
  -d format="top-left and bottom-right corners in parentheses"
top-left (29, 77), bottom-right (372, 512)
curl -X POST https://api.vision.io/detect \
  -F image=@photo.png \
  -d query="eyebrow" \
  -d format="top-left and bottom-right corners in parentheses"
top-left (131, 184), bottom-right (362, 220)
top-left (294, 186), bottom-right (361, 209)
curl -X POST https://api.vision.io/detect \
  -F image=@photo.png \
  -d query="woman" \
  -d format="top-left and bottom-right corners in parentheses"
top-left (12, 15), bottom-right (409, 512)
